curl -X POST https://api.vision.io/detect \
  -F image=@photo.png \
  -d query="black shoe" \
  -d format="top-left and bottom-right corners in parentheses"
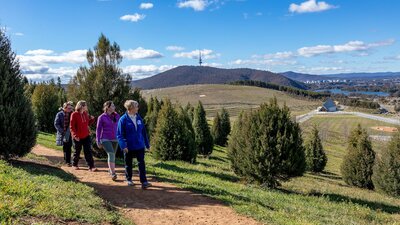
top-left (141, 182), bottom-right (152, 189)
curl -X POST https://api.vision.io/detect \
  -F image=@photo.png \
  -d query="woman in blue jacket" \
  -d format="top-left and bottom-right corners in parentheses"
top-left (117, 100), bottom-right (152, 188)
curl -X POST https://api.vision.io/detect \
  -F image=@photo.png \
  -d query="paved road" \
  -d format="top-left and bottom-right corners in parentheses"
top-left (296, 111), bottom-right (400, 125)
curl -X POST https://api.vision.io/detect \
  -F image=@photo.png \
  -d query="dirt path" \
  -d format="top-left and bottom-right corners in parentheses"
top-left (32, 145), bottom-right (262, 225)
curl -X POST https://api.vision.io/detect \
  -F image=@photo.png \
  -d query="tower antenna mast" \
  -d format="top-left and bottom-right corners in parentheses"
top-left (199, 50), bottom-right (203, 66)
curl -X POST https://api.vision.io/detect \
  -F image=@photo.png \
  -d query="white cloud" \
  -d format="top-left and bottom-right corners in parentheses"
top-left (174, 49), bottom-right (220, 59)
top-left (230, 59), bottom-right (297, 66)
top-left (289, 0), bottom-right (336, 14)
top-left (166, 45), bottom-right (185, 51)
top-left (18, 49), bottom-right (87, 66)
top-left (256, 12), bottom-right (263, 16)
top-left (252, 51), bottom-right (295, 60)
top-left (124, 64), bottom-right (176, 80)
top-left (296, 66), bottom-right (350, 74)
top-left (120, 13), bottom-right (146, 22)
top-left (13, 32), bottom-right (24, 36)
top-left (25, 49), bottom-right (54, 55)
top-left (22, 66), bottom-right (76, 83)
top-left (140, 3), bottom-right (154, 9)
top-left (178, 0), bottom-right (208, 11)
top-left (121, 47), bottom-right (163, 60)
top-left (203, 62), bottom-right (222, 67)
top-left (297, 39), bottom-right (395, 57)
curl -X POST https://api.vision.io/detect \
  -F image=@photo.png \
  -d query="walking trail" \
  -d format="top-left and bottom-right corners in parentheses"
top-left (32, 145), bottom-right (262, 225)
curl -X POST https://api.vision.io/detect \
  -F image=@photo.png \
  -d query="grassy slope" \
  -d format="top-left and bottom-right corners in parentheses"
top-left (37, 114), bottom-right (400, 225)
top-left (0, 153), bottom-right (132, 224)
top-left (142, 84), bottom-right (321, 117)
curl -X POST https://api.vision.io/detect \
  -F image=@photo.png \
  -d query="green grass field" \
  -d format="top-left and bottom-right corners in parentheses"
top-left (34, 114), bottom-right (400, 225)
top-left (0, 153), bottom-right (132, 224)
top-left (142, 84), bottom-right (321, 118)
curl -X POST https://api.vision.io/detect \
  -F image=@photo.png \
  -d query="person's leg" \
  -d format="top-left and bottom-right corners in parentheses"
top-left (110, 141), bottom-right (119, 173)
top-left (63, 142), bottom-right (68, 163)
top-left (63, 137), bottom-right (72, 165)
top-left (72, 139), bottom-right (82, 167)
top-left (124, 150), bottom-right (133, 182)
top-left (82, 136), bottom-right (95, 169)
top-left (102, 141), bottom-right (116, 174)
top-left (135, 149), bottom-right (148, 184)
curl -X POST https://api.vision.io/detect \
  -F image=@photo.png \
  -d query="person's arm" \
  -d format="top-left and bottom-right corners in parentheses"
top-left (54, 112), bottom-right (63, 134)
top-left (88, 112), bottom-right (95, 125)
top-left (142, 122), bottom-right (150, 149)
top-left (70, 113), bottom-right (78, 141)
top-left (117, 117), bottom-right (127, 151)
top-left (95, 115), bottom-right (103, 146)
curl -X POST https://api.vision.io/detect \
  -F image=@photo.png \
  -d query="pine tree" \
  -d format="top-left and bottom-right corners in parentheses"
top-left (151, 99), bottom-right (196, 162)
top-left (184, 102), bottom-right (195, 122)
top-left (227, 98), bottom-right (305, 188)
top-left (211, 112), bottom-right (224, 146)
top-left (177, 106), bottom-right (197, 163)
top-left (341, 124), bottom-right (375, 189)
top-left (193, 101), bottom-right (214, 155)
top-left (220, 108), bottom-right (231, 146)
top-left (0, 29), bottom-right (37, 160)
top-left (305, 125), bottom-right (327, 172)
top-left (145, 97), bottom-right (161, 139)
top-left (67, 33), bottom-right (132, 116)
top-left (56, 76), bottom-right (67, 108)
top-left (31, 82), bottom-right (60, 132)
top-left (372, 131), bottom-right (400, 197)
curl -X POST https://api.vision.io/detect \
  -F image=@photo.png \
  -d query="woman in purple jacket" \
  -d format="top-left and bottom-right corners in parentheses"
top-left (96, 101), bottom-right (120, 180)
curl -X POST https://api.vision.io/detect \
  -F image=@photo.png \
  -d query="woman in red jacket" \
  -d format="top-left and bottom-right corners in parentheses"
top-left (70, 100), bottom-right (97, 171)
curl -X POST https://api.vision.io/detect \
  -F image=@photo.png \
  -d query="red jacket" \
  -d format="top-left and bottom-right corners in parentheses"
top-left (70, 111), bottom-right (95, 140)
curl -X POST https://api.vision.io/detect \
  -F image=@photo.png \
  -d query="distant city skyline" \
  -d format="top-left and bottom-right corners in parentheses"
top-left (1, 0), bottom-right (399, 83)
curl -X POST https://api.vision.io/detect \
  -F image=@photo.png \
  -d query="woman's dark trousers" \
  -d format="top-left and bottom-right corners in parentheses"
top-left (72, 136), bottom-right (95, 169)
top-left (124, 149), bottom-right (147, 183)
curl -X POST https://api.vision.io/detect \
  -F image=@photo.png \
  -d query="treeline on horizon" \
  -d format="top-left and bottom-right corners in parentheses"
top-left (230, 80), bottom-right (330, 99)
top-left (332, 95), bottom-right (381, 109)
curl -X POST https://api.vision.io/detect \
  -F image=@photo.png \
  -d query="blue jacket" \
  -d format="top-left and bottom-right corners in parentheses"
top-left (117, 112), bottom-right (150, 151)
top-left (54, 110), bottom-right (71, 145)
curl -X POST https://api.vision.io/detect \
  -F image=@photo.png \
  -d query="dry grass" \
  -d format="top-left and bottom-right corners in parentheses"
top-left (142, 84), bottom-right (321, 117)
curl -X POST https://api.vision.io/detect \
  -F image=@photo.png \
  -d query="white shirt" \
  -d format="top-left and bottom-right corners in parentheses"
top-left (128, 113), bottom-right (137, 130)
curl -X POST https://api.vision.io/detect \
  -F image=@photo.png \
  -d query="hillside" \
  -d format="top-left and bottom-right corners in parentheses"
top-left (131, 66), bottom-right (307, 90)
top-left (142, 84), bottom-right (321, 117)
top-left (281, 71), bottom-right (337, 82)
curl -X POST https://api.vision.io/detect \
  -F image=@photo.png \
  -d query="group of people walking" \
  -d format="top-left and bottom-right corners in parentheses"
top-left (54, 100), bottom-right (152, 189)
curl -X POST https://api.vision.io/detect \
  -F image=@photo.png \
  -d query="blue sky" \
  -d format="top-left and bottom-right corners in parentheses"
top-left (1, 0), bottom-right (400, 83)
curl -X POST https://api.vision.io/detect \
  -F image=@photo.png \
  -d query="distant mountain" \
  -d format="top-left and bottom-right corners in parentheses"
top-left (280, 71), bottom-right (337, 82)
top-left (131, 66), bottom-right (308, 90)
top-left (281, 71), bottom-right (400, 82)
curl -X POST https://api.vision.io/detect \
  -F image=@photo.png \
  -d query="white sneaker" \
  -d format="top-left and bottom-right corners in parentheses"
top-left (127, 181), bottom-right (134, 186)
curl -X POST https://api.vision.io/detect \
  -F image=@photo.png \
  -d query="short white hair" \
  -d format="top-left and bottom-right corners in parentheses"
top-left (124, 100), bottom-right (139, 111)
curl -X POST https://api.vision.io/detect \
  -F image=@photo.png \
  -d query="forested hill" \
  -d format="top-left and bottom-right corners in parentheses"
top-left (131, 66), bottom-right (307, 90)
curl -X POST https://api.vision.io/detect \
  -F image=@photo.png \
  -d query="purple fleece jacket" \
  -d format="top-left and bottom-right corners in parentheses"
top-left (96, 112), bottom-right (120, 144)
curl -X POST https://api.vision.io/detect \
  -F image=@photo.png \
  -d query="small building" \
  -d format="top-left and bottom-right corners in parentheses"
top-left (319, 98), bottom-right (337, 112)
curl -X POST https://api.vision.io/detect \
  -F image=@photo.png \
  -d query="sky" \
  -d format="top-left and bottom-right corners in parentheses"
top-left (1, 0), bottom-right (400, 83)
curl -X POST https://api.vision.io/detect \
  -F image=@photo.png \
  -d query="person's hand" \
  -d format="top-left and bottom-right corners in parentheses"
top-left (123, 148), bottom-right (128, 154)
top-left (97, 143), bottom-right (103, 149)
top-left (74, 136), bottom-right (80, 141)
top-left (90, 115), bottom-right (95, 120)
